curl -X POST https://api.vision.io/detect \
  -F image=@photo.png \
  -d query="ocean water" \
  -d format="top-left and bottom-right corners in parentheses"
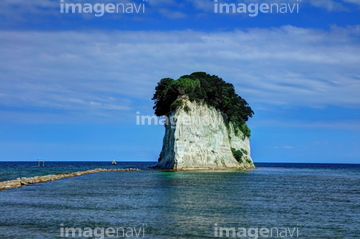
top-left (0, 162), bottom-right (359, 239)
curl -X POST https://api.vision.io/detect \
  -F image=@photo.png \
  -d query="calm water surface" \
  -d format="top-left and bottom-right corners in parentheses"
top-left (0, 162), bottom-right (359, 238)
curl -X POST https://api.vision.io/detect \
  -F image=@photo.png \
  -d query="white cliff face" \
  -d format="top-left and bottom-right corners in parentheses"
top-left (156, 100), bottom-right (255, 170)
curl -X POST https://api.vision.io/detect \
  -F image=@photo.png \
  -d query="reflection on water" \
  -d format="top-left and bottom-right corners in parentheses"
top-left (0, 162), bottom-right (359, 238)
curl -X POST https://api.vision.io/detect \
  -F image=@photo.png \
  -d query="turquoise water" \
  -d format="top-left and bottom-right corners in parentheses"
top-left (0, 162), bottom-right (359, 238)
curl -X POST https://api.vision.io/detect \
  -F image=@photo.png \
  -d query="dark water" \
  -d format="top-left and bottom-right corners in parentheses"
top-left (0, 162), bottom-right (359, 238)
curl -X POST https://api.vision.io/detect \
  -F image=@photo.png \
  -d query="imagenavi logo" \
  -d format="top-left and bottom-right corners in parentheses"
top-left (214, 0), bottom-right (301, 17)
top-left (60, 0), bottom-right (147, 17)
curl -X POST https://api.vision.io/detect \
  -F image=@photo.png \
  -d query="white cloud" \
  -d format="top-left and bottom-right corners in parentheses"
top-left (250, 119), bottom-right (360, 131)
top-left (307, 0), bottom-right (347, 11)
top-left (158, 8), bottom-right (187, 18)
top-left (0, 0), bottom-right (146, 22)
top-left (0, 26), bottom-right (359, 124)
top-left (0, 0), bottom-right (359, 23)
top-left (344, 0), bottom-right (360, 5)
top-left (187, 0), bottom-right (360, 12)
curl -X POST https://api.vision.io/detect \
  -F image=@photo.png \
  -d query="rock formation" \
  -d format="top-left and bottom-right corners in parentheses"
top-left (152, 72), bottom-right (255, 170)
top-left (156, 99), bottom-right (255, 170)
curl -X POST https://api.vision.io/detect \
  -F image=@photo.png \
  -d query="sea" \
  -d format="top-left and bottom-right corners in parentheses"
top-left (0, 161), bottom-right (359, 239)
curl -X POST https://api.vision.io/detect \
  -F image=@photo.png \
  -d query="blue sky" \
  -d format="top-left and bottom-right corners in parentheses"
top-left (0, 0), bottom-right (359, 163)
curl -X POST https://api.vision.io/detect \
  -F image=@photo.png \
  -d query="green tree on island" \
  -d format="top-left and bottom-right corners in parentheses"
top-left (152, 72), bottom-right (254, 137)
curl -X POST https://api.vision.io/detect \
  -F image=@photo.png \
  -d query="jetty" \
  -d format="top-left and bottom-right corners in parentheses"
top-left (0, 168), bottom-right (140, 190)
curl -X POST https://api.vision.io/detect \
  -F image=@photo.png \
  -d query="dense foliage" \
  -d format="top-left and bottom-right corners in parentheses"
top-left (231, 148), bottom-right (244, 163)
top-left (152, 72), bottom-right (254, 137)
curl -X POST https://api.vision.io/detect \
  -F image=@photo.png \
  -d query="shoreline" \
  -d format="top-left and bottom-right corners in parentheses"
top-left (0, 168), bottom-right (140, 190)
top-left (150, 165), bottom-right (257, 171)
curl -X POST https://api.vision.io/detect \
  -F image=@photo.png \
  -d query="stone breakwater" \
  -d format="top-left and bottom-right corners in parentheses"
top-left (0, 168), bottom-right (140, 190)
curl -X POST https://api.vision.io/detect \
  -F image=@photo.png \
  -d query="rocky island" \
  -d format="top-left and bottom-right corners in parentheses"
top-left (152, 72), bottom-right (255, 170)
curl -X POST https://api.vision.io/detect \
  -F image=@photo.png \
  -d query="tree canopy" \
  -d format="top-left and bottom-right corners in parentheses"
top-left (152, 72), bottom-right (254, 137)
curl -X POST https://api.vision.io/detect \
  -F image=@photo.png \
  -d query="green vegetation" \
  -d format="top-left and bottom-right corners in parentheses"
top-left (231, 148), bottom-right (243, 163)
top-left (232, 148), bottom-right (252, 164)
top-left (170, 98), bottom-right (184, 110)
top-left (183, 105), bottom-right (191, 113)
top-left (152, 72), bottom-right (254, 137)
top-left (240, 148), bottom-right (248, 155)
